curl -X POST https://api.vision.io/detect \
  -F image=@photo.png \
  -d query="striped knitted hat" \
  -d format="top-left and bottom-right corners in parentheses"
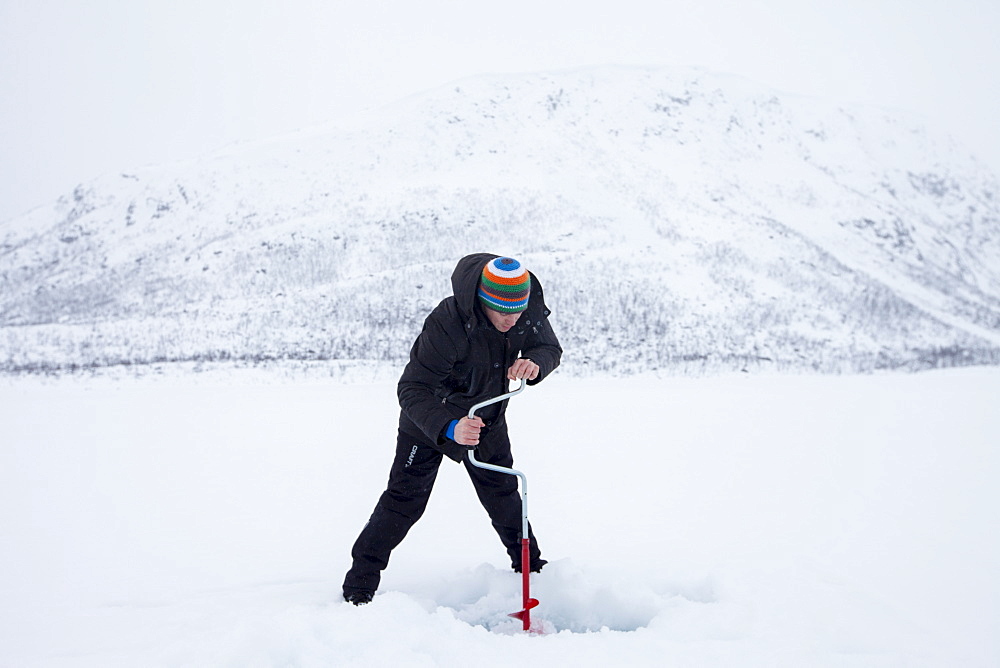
top-left (478, 257), bottom-right (531, 313)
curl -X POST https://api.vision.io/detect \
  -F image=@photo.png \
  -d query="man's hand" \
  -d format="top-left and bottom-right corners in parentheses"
top-left (453, 416), bottom-right (485, 446)
top-left (507, 358), bottom-right (540, 381)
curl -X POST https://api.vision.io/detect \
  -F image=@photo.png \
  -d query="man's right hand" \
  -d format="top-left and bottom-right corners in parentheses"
top-left (453, 416), bottom-right (485, 446)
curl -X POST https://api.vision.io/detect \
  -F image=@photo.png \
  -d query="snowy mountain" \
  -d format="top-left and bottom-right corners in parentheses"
top-left (3, 65), bottom-right (1000, 376)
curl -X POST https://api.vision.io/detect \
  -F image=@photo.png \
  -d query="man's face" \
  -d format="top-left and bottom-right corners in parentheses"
top-left (484, 308), bottom-right (522, 332)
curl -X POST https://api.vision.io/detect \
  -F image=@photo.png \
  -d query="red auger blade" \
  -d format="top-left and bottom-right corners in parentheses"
top-left (509, 596), bottom-right (540, 631)
top-left (508, 597), bottom-right (539, 621)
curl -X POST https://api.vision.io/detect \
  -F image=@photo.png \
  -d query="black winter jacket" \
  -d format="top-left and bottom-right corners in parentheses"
top-left (397, 253), bottom-right (562, 461)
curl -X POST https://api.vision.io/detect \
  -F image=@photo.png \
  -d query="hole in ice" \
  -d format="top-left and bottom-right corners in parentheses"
top-left (408, 560), bottom-right (709, 634)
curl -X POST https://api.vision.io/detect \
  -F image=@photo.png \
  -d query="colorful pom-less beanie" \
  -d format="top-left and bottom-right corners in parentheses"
top-left (478, 257), bottom-right (531, 313)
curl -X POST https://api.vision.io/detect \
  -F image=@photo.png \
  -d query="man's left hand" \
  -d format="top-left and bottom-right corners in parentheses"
top-left (507, 358), bottom-right (539, 381)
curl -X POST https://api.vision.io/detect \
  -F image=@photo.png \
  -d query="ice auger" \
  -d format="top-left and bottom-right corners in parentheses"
top-left (466, 378), bottom-right (540, 632)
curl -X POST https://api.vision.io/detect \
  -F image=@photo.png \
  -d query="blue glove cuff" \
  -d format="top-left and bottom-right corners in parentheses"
top-left (445, 419), bottom-right (459, 441)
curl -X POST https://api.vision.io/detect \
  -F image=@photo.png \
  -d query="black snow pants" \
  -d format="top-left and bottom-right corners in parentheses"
top-left (342, 426), bottom-right (542, 596)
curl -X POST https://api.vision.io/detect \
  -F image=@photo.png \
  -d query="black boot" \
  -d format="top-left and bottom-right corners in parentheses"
top-left (343, 587), bottom-right (374, 606)
top-left (512, 558), bottom-right (548, 573)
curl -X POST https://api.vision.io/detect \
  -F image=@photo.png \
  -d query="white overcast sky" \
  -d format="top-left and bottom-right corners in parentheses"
top-left (2, 0), bottom-right (999, 223)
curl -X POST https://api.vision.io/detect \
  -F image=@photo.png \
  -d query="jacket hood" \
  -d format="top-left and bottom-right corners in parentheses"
top-left (452, 252), bottom-right (498, 318)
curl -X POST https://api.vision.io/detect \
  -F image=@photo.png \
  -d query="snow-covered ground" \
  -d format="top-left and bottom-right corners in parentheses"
top-left (1, 368), bottom-right (998, 666)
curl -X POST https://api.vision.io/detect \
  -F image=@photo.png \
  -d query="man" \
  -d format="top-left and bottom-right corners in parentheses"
top-left (342, 253), bottom-right (562, 605)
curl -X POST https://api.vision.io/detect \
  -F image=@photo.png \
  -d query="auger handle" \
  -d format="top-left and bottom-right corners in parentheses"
top-left (467, 378), bottom-right (526, 419)
top-left (465, 377), bottom-right (530, 562)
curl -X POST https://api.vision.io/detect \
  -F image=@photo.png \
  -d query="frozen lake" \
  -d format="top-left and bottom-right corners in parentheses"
top-left (2, 367), bottom-right (997, 666)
